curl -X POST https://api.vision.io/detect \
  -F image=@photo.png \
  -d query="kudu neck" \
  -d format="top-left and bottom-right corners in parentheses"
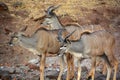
top-left (18, 35), bottom-right (37, 48)
top-left (50, 16), bottom-right (63, 29)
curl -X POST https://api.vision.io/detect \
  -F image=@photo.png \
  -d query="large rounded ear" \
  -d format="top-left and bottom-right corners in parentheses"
top-left (4, 28), bottom-right (12, 35)
top-left (44, 10), bottom-right (49, 16)
top-left (44, 10), bottom-right (47, 13)
top-left (20, 26), bottom-right (27, 32)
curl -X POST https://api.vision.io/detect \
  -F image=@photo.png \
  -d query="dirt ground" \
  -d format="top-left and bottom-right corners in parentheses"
top-left (0, 1), bottom-right (120, 80)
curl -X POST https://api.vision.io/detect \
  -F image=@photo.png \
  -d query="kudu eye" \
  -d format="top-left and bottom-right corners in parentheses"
top-left (63, 45), bottom-right (67, 47)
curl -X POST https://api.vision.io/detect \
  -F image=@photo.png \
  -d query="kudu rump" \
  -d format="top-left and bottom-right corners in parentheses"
top-left (57, 30), bottom-right (118, 80)
top-left (9, 27), bottom-right (71, 80)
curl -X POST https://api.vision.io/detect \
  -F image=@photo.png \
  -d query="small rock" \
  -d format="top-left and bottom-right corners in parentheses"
top-left (0, 67), bottom-right (15, 74)
top-left (27, 63), bottom-right (39, 70)
top-left (94, 72), bottom-right (106, 80)
top-left (8, 67), bottom-right (15, 74)
top-left (95, 76), bottom-right (106, 80)
top-left (0, 70), bottom-right (12, 80)
top-left (45, 70), bottom-right (59, 79)
top-left (28, 58), bottom-right (40, 65)
top-left (15, 67), bottom-right (22, 73)
top-left (31, 75), bottom-right (40, 80)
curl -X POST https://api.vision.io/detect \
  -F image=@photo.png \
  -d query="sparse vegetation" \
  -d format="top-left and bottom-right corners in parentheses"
top-left (1, 0), bottom-right (120, 20)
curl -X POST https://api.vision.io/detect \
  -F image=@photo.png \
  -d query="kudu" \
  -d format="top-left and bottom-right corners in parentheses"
top-left (41, 5), bottom-right (105, 79)
top-left (42, 5), bottom-right (104, 40)
top-left (57, 29), bottom-right (118, 80)
top-left (8, 27), bottom-right (71, 80)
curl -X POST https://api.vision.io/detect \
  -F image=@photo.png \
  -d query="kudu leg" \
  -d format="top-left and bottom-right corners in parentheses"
top-left (77, 59), bottom-right (82, 80)
top-left (70, 55), bottom-right (74, 79)
top-left (66, 53), bottom-right (74, 80)
top-left (108, 55), bottom-right (118, 80)
top-left (106, 64), bottom-right (112, 80)
top-left (113, 60), bottom-right (118, 80)
top-left (57, 55), bottom-right (65, 80)
top-left (39, 53), bottom-right (46, 80)
top-left (87, 57), bottom-right (96, 80)
top-left (102, 63), bottom-right (107, 75)
top-left (110, 54), bottom-right (118, 80)
top-left (101, 53), bottom-right (112, 80)
top-left (113, 59), bottom-right (118, 80)
top-left (96, 58), bottom-right (107, 75)
top-left (106, 50), bottom-right (118, 80)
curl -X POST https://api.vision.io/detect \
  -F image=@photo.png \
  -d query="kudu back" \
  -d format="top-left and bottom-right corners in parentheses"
top-left (57, 30), bottom-right (118, 80)
top-left (9, 27), bottom-right (69, 80)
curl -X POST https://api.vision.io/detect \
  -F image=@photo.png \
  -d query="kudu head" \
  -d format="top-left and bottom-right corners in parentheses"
top-left (57, 29), bottom-right (76, 50)
top-left (41, 5), bottom-right (61, 27)
top-left (9, 26), bottom-right (27, 46)
top-left (45, 5), bottom-right (61, 17)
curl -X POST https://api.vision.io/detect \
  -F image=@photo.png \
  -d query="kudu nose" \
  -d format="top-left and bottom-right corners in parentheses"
top-left (40, 21), bottom-right (43, 25)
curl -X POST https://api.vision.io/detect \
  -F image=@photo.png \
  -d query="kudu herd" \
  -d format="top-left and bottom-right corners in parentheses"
top-left (9, 5), bottom-right (118, 80)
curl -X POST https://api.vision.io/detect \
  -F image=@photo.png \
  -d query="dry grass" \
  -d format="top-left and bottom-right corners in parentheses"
top-left (1, 0), bottom-right (120, 20)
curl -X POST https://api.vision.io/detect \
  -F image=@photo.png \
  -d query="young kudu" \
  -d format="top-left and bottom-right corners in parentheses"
top-left (8, 27), bottom-right (71, 80)
top-left (57, 30), bottom-right (118, 80)
top-left (41, 5), bottom-right (105, 79)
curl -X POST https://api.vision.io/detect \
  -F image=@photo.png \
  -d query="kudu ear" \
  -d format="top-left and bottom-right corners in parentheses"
top-left (4, 28), bottom-right (12, 35)
top-left (44, 10), bottom-right (48, 15)
top-left (4, 28), bottom-right (16, 37)
top-left (20, 26), bottom-right (27, 32)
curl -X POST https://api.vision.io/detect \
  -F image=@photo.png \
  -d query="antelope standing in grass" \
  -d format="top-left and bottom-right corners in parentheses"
top-left (41, 5), bottom-right (105, 79)
top-left (8, 27), bottom-right (72, 80)
top-left (57, 29), bottom-right (118, 80)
